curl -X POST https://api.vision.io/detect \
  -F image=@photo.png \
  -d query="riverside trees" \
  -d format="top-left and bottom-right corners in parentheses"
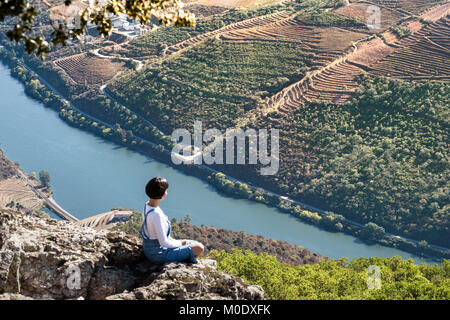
top-left (39, 170), bottom-right (50, 188)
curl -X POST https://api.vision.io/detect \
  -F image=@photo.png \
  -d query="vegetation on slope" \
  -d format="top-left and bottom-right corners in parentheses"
top-left (250, 75), bottom-right (449, 246)
top-left (294, 7), bottom-right (366, 27)
top-left (119, 4), bottom-right (295, 58)
top-left (108, 39), bottom-right (314, 131)
top-left (209, 249), bottom-right (450, 300)
top-left (1, 0), bottom-right (448, 256)
top-left (391, 25), bottom-right (412, 39)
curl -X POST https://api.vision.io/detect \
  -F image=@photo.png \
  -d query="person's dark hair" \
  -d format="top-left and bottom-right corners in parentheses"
top-left (145, 177), bottom-right (169, 199)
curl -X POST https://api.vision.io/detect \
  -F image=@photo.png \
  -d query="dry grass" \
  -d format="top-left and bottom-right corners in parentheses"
top-left (348, 37), bottom-right (396, 67)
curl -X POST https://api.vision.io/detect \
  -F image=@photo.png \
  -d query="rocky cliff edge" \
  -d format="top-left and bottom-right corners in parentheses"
top-left (0, 209), bottom-right (264, 300)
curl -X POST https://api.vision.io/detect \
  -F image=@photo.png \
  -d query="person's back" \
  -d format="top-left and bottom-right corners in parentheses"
top-left (141, 177), bottom-right (204, 265)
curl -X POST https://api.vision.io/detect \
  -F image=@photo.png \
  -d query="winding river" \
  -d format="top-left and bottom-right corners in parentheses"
top-left (0, 63), bottom-right (435, 264)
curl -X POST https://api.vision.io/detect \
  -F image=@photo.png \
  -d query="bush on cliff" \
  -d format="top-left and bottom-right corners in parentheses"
top-left (209, 249), bottom-right (450, 300)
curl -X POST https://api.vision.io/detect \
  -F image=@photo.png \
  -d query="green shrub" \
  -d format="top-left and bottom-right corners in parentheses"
top-left (209, 249), bottom-right (450, 300)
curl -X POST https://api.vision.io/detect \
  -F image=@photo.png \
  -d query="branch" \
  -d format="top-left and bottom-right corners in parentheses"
top-left (1, 0), bottom-right (195, 59)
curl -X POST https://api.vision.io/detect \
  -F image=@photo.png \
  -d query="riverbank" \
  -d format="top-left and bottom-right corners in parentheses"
top-left (0, 46), bottom-right (447, 262)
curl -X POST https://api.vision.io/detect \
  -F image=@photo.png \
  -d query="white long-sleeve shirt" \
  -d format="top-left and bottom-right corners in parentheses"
top-left (143, 204), bottom-right (182, 248)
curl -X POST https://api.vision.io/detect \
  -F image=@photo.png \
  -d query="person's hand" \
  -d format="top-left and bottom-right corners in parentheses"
top-left (181, 239), bottom-right (188, 246)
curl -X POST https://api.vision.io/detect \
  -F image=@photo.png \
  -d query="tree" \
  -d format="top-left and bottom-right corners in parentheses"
top-left (418, 240), bottom-right (429, 249)
top-left (0, 0), bottom-right (195, 58)
top-left (234, 182), bottom-right (252, 199)
top-left (39, 170), bottom-right (51, 188)
top-left (361, 222), bottom-right (385, 241)
top-left (321, 211), bottom-right (343, 231)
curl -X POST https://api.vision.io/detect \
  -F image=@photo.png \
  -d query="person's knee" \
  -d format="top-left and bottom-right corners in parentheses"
top-left (190, 242), bottom-right (204, 257)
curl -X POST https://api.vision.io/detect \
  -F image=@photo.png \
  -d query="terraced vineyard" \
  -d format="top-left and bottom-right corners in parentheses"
top-left (108, 39), bottom-right (315, 132)
top-left (262, 4), bottom-right (450, 113)
top-left (266, 58), bottom-right (362, 113)
top-left (250, 77), bottom-right (450, 247)
top-left (185, 4), bottom-right (229, 19)
top-left (335, 2), bottom-right (406, 31)
top-left (370, 16), bottom-right (450, 79)
top-left (0, 179), bottom-right (44, 212)
top-left (361, 0), bottom-right (446, 15)
top-left (100, 3), bottom-right (298, 60)
top-left (260, 37), bottom-right (374, 112)
top-left (421, 1), bottom-right (450, 20)
top-left (299, 35), bottom-right (397, 104)
top-left (163, 10), bottom-right (295, 56)
top-left (0, 152), bottom-right (18, 180)
top-left (54, 53), bottom-right (126, 85)
top-left (221, 18), bottom-right (367, 52)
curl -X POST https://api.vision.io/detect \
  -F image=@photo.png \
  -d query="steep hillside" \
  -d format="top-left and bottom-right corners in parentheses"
top-left (370, 16), bottom-right (450, 79)
top-left (108, 39), bottom-right (315, 131)
top-left (104, 0), bottom-right (450, 246)
top-left (0, 151), bottom-right (47, 214)
top-left (0, 149), bottom-right (21, 181)
top-left (0, 0), bottom-right (448, 254)
top-left (250, 76), bottom-right (450, 246)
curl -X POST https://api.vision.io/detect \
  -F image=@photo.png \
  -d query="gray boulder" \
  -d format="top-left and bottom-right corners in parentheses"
top-left (0, 209), bottom-right (264, 300)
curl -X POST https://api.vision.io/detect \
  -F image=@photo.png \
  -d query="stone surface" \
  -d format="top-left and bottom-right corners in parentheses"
top-left (0, 209), bottom-right (264, 300)
top-left (0, 293), bottom-right (34, 300)
top-left (107, 259), bottom-right (264, 300)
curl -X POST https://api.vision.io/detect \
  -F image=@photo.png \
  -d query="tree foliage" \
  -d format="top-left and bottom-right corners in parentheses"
top-left (209, 249), bottom-right (450, 300)
top-left (361, 222), bottom-right (386, 241)
top-left (39, 169), bottom-right (50, 187)
top-left (108, 39), bottom-right (313, 132)
top-left (253, 75), bottom-right (450, 247)
top-left (0, 0), bottom-right (195, 58)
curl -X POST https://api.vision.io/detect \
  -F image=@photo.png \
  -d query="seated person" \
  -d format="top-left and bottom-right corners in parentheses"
top-left (141, 177), bottom-right (204, 264)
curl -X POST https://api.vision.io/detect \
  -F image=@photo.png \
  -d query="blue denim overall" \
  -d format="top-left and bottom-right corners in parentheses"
top-left (141, 205), bottom-right (198, 264)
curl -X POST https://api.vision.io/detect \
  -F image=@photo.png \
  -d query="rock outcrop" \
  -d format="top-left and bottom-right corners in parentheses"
top-left (0, 209), bottom-right (264, 300)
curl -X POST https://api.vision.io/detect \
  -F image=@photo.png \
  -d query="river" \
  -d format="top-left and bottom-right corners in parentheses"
top-left (0, 63), bottom-right (435, 264)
